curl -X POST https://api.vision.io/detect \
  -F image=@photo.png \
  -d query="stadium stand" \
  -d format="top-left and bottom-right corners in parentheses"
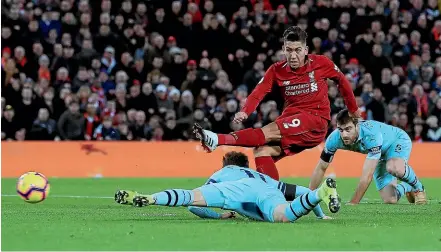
top-left (1, 0), bottom-right (440, 142)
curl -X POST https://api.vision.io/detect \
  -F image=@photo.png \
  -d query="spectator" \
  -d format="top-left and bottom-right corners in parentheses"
top-left (130, 111), bottom-right (152, 141)
top-left (14, 46), bottom-right (33, 79)
top-left (57, 101), bottom-right (85, 140)
top-left (177, 90), bottom-right (194, 128)
top-left (367, 44), bottom-right (393, 84)
top-left (127, 82), bottom-right (144, 111)
top-left (192, 109), bottom-right (211, 131)
top-left (1, 105), bottom-right (20, 140)
top-left (15, 87), bottom-right (42, 131)
top-left (379, 68), bottom-right (399, 103)
top-left (425, 116), bottom-right (441, 142)
top-left (367, 88), bottom-right (386, 122)
top-left (117, 122), bottom-right (132, 141)
top-left (84, 103), bottom-right (101, 140)
top-left (413, 122), bottom-right (424, 142)
top-left (155, 84), bottom-right (174, 115)
top-left (94, 116), bottom-right (120, 141)
top-left (243, 61), bottom-right (265, 92)
top-left (101, 46), bottom-right (117, 75)
top-left (28, 108), bottom-right (57, 140)
top-left (169, 88), bottom-right (181, 111)
top-left (408, 84), bottom-right (430, 121)
top-left (163, 117), bottom-right (185, 141)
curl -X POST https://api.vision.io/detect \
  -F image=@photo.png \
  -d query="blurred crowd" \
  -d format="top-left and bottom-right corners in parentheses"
top-left (1, 0), bottom-right (440, 142)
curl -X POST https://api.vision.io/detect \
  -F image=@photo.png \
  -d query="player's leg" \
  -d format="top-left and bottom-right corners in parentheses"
top-left (131, 185), bottom-right (227, 208)
top-left (192, 122), bottom-right (280, 152)
top-left (115, 190), bottom-right (138, 205)
top-left (255, 114), bottom-right (327, 179)
top-left (253, 146), bottom-right (282, 180)
top-left (131, 181), bottom-right (250, 210)
top-left (274, 178), bottom-right (340, 223)
top-left (385, 139), bottom-right (426, 204)
top-left (252, 114), bottom-right (326, 179)
top-left (130, 188), bottom-right (201, 207)
top-left (374, 160), bottom-right (413, 204)
top-left (285, 183), bottom-right (327, 219)
top-left (115, 189), bottom-right (201, 206)
top-left (386, 158), bottom-right (426, 204)
top-left (253, 147), bottom-right (326, 217)
top-left (378, 181), bottom-right (410, 204)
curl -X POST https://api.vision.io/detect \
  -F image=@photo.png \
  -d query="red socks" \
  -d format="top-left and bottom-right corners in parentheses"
top-left (218, 128), bottom-right (279, 180)
top-left (255, 156), bottom-right (279, 180)
top-left (218, 128), bottom-right (266, 147)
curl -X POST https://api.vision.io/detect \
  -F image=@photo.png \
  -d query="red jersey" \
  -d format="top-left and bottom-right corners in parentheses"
top-left (241, 55), bottom-right (358, 121)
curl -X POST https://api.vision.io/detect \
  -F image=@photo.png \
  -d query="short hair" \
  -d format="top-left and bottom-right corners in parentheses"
top-left (222, 151), bottom-right (249, 167)
top-left (283, 26), bottom-right (308, 44)
top-left (69, 100), bottom-right (79, 106)
top-left (336, 109), bottom-right (358, 125)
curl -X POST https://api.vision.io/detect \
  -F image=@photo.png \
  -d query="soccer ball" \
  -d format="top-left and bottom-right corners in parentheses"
top-left (16, 172), bottom-right (50, 203)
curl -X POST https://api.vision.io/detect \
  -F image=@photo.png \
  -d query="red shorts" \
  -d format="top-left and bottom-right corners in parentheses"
top-left (274, 112), bottom-right (328, 157)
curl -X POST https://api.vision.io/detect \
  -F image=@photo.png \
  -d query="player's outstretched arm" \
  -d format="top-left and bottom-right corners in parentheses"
top-left (321, 57), bottom-right (359, 116)
top-left (187, 206), bottom-right (235, 220)
top-left (311, 130), bottom-right (339, 190)
top-left (309, 159), bottom-right (330, 190)
top-left (349, 158), bottom-right (378, 204)
top-left (350, 132), bottom-right (383, 204)
top-left (239, 65), bottom-right (275, 119)
top-left (188, 206), bottom-right (222, 219)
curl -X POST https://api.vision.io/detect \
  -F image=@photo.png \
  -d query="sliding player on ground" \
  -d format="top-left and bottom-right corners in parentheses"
top-left (115, 151), bottom-right (336, 221)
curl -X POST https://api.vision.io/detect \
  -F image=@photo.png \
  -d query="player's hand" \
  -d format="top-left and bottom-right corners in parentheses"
top-left (233, 112), bottom-right (248, 124)
top-left (349, 108), bottom-right (363, 119)
top-left (220, 211), bottom-right (236, 219)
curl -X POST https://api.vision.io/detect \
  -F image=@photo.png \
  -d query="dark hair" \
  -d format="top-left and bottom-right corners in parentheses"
top-left (336, 109), bottom-right (358, 125)
top-left (283, 26), bottom-right (308, 44)
top-left (69, 100), bottom-right (79, 106)
top-left (222, 151), bottom-right (249, 167)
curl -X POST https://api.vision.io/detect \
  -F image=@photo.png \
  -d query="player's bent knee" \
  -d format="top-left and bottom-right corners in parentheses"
top-left (191, 189), bottom-right (207, 207)
top-left (253, 147), bottom-right (269, 157)
top-left (261, 123), bottom-right (282, 142)
top-left (194, 185), bottom-right (226, 208)
top-left (383, 197), bottom-right (398, 204)
top-left (386, 158), bottom-right (405, 176)
top-left (253, 146), bottom-right (282, 157)
top-left (272, 204), bottom-right (290, 223)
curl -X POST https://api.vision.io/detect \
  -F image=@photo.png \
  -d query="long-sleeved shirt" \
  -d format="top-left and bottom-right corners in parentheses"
top-left (241, 54), bottom-right (358, 121)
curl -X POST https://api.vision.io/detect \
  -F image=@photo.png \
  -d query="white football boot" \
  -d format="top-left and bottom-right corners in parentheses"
top-left (193, 123), bottom-right (219, 152)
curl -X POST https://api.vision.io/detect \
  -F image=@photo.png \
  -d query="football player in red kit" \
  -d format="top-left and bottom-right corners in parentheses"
top-left (193, 26), bottom-right (361, 180)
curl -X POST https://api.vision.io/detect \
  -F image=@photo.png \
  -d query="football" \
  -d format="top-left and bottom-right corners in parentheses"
top-left (16, 172), bottom-right (50, 203)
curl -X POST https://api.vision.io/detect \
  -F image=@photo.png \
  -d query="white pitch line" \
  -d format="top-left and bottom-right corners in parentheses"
top-left (1, 194), bottom-right (113, 199)
top-left (1, 194), bottom-right (439, 203)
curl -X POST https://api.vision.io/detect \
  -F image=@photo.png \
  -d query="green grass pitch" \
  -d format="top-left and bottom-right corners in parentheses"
top-left (2, 178), bottom-right (441, 251)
